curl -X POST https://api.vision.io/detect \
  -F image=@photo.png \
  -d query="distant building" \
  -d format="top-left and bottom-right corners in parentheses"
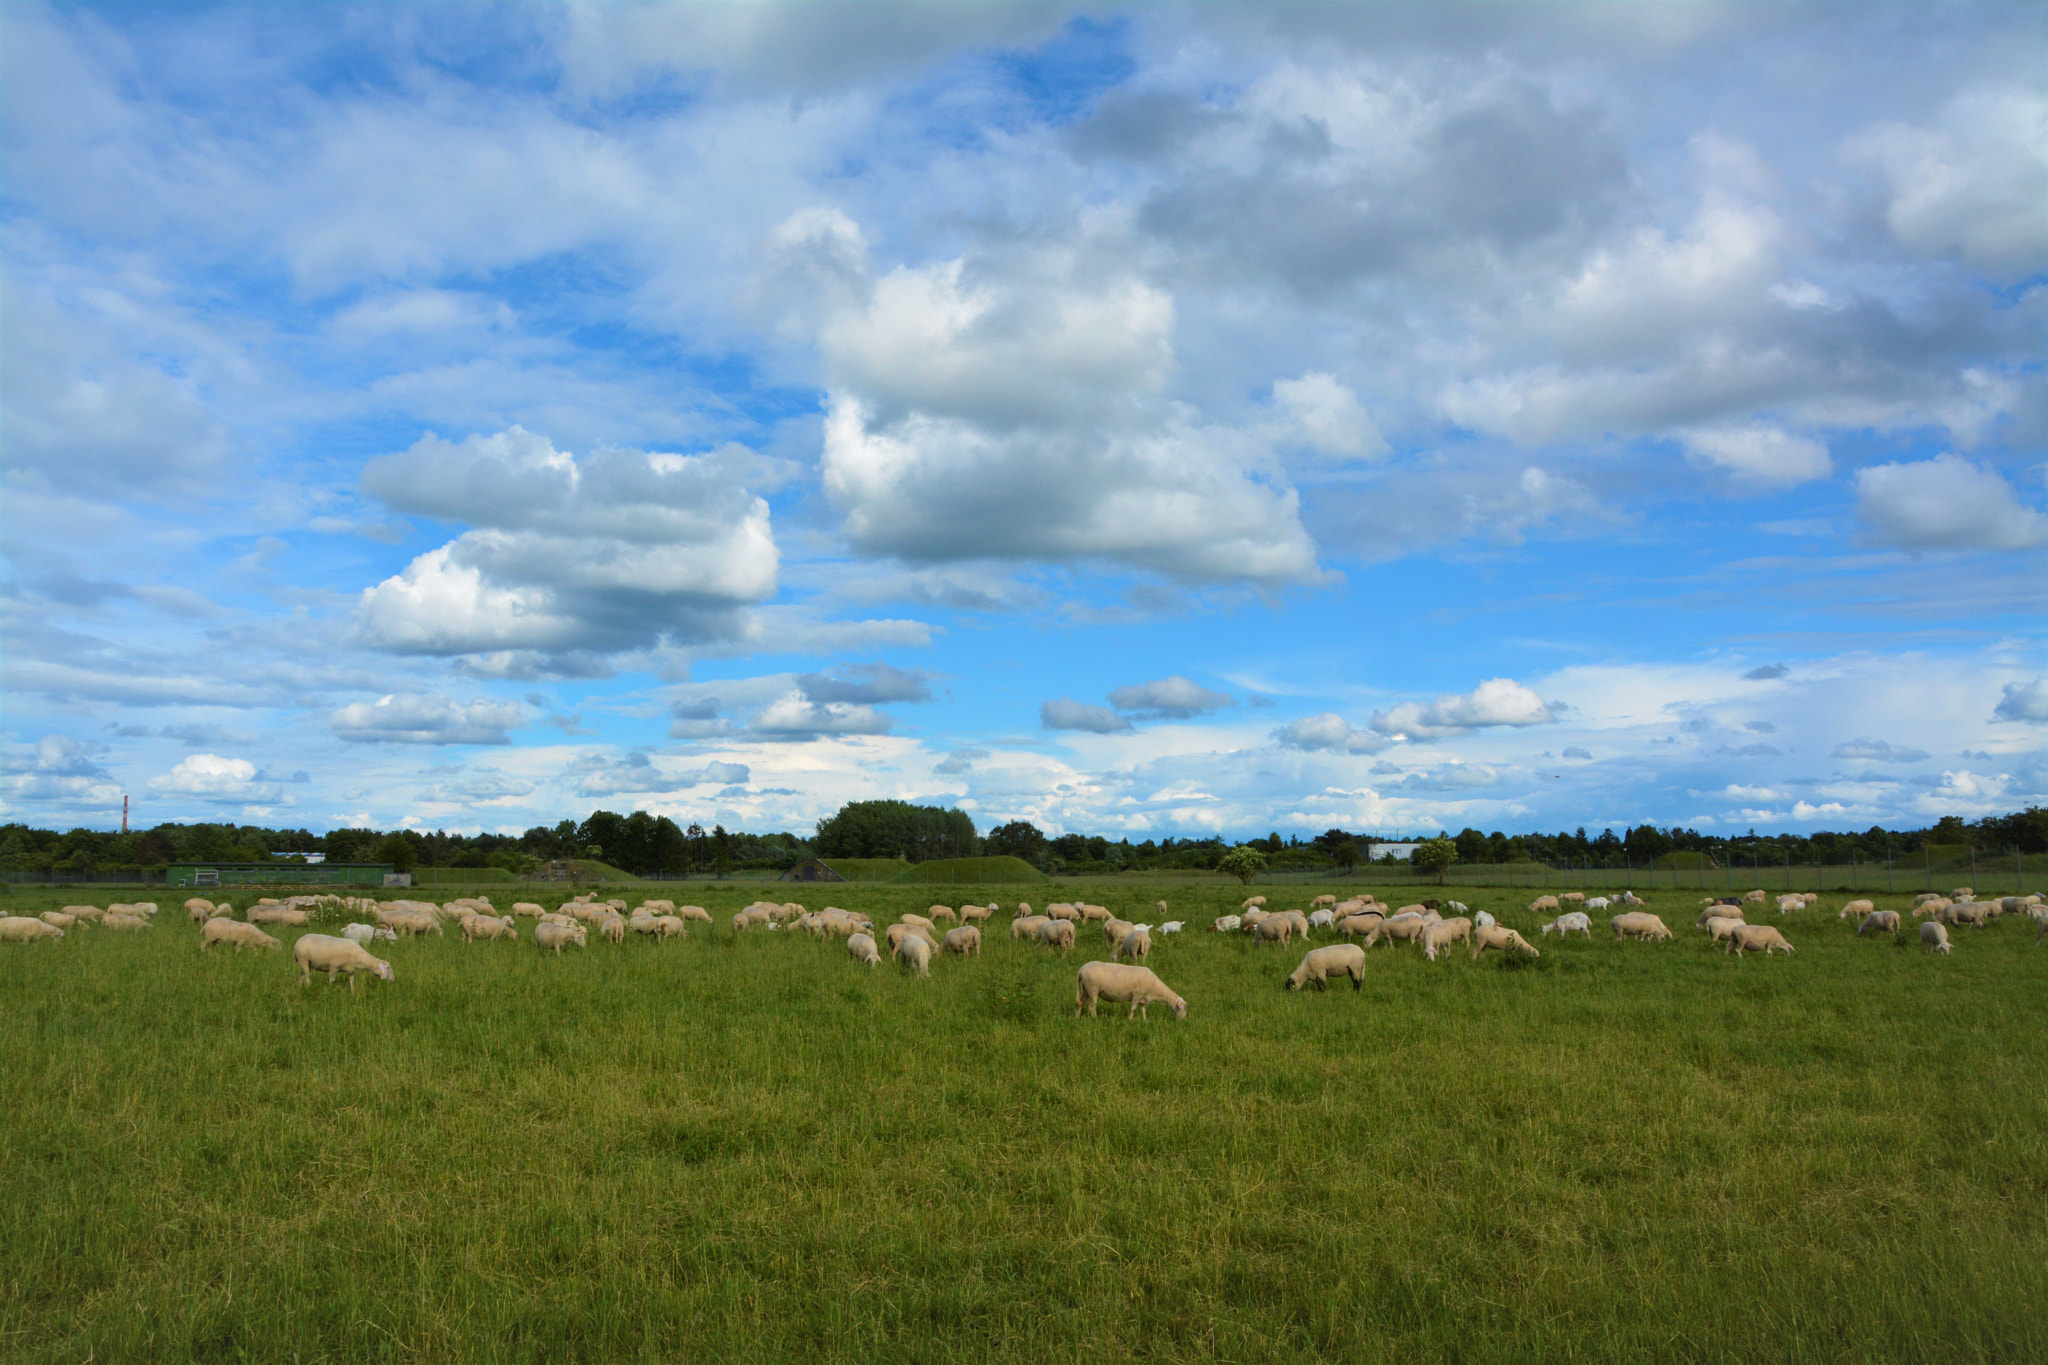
top-left (782, 858), bottom-right (846, 883)
top-left (1373, 844), bottom-right (1421, 863)
top-left (167, 862), bottom-right (391, 887)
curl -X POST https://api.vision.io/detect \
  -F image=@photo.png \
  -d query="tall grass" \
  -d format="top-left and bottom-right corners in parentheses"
top-left (2, 883), bottom-right (2043, 1362)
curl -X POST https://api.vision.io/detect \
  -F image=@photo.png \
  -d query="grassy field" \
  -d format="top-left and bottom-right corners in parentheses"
top-left (3, 882), bottom-right (2044, 1363)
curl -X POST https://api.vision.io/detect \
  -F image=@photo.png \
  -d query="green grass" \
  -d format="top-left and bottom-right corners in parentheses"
top-left (815, 857), bottom-right (912, 882)
top-left (887, 855), bottom-right (1048, 885)
top-left (3, 884), bottom-right (2044, 1363)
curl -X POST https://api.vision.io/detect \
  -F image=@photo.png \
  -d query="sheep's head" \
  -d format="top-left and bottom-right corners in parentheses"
top-left (374, 961), bottom-right (395, 981)
top-left (1170, 998), bottom-right (1187, 1020)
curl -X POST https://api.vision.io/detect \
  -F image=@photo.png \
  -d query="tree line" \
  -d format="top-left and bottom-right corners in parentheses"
top-left (2, 801), bottom-right (2041, 880)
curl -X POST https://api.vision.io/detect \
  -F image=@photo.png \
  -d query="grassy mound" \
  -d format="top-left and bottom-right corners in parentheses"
top-left (889, 855), bottom-right (1048, 885)
top-left (814, 858), bottom-right (911, 882)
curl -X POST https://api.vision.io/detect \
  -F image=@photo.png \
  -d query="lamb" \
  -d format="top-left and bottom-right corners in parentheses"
top-left (535, 922), bottom-right (588, 955)
top-left (1211, 914), bottom-right (1243, 934)
top-left (1470, 925), bottom-right (1540, 959)
top-left (1538, 911), bottom-right (1592, 938)
top-left (847, 932), bottom-right (881, 968)
top-left (1253, 915), bottom-right (1295, 946)
top-left (1421, 917), bottom-right (1472, 961)
top-left (202, 918), bottom-right (281, 952)
top-left (186, 898), bottom-right (216, 922)
top-left (0, 917), bottom-right (65, 943)
top-left (1443, 901), bottom-right (1469, 914)
top-left (464, 914), bottom-right (517, 943)
top-left (1241, 909), bottom-right (1271, 930)
top-left (294, 934), bottom-right (394, 989)
top-left (1914, 899), bottom-right (1951, 919)
top-left (1584, 897), bottom-right (1611, 912)
top-left (1015, 903), bottom-right (1034, 917)
top-left (1154, 900), bottom-right (1169, 915)
top-left (1702, 916), bottom-right (1747, 945)
top-left (1921, 921), bottom-right (1951, 954)
top-left (1286, 944), bottom-right (1366, 991)
top-left (1112, 927), bottom-right (1150, 962)
top-left (1611, 912), bottom-right (1674, 942)
top-left (1857, 910), bottom-right (1901, 936)
top-left (1951, 887), bottom-right (1973, 901)
top-left (731, 912), bottom-right (751, 933)
top-left (895, 932), bottom-right (932, 977)
top-left (1839, 899), bottom-right (1877, 920)
top-left (538, 912), bottom-right (578, 927)
top-left (1074, 962), bottom-right (1186, 1019)
top-left (1102, 917), bottom-right (1136, 946)
top-left (941, 925), bottom-right (982, 957)
top-left (1011, 915), bottom-right (1050, 941)
top-left (341, 922), bottom-right (396, 945)
top-left (1034, 919), bottom-right (1076, 952)
top-left (1527, 895), bottom-right (1560, 914)
top-left (1725, 924), bottom-right (1794, 956)
top-left (1159, 921), bottom-right (1184, 935)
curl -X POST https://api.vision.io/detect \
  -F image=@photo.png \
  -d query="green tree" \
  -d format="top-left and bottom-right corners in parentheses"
top-left (374, 833), bottom-right (416, 872)
top-left (1216, 845), bottom-right (1267, 885)
top-left (1330, 836), bottom-right (1360, 870)
top-left (984, 820), bottom-right (1049, 866)
top-left (1413, 835), bottom-right (1457, 885)
top-left (712, 824), bottom-right (732, 877)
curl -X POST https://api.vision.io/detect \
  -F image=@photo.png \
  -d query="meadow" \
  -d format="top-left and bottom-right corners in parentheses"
top-left (2, 881), bottom-right (2044, 1363)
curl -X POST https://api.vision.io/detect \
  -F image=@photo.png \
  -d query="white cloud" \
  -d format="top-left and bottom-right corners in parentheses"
top-left (1370, 678), bottom-right (1555, 739)
top-left (1272, 371), bottom-right (1386, 460)
top-left (1108, 676), bottom-right (1235, 720)
top-left (1850, 86), bottom-right (2048, 277)
top-left (1681, 426), bottom-right (1832, 486)
top-left (331, 693), bottom-right (523, 745)
top-left (1041, 698), bottom-right (1135, 733)
top-left (1993, 677), bottom-right (2048, 724)
top-left (1853, 454), bottom-right (2048, 552)
top-left (1273, 713), bottom-right (1387, 754)
top-left (149, 753), bottom-right (263, 798)
top-left (750, 694), bottom-right (895, 739)
top-left (1831, 738), bottom-right (1930, 763)
top-left (356, 427), bottom-right (779, 655)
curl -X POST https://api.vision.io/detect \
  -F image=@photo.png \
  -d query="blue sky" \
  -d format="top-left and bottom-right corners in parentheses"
top-left (3, 1), bottom-right (2044, 840)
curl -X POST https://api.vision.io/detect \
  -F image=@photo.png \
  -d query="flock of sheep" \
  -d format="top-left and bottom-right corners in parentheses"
top-left (3, 880), bottom-right (2041, 1015)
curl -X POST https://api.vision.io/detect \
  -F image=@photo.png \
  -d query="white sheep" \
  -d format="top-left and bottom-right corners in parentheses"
top-left (731, 912), bottom-right (751, 932)
top-left (1112, 927), bottom-right (1150, 962)
top-left (847, 932), bottom-right (881, 968)
top-left (1074, 962), bottom-right (1186, 1019)
top-left (1920, 921), bottom-right (1951, 954)
top-left (1336, 912), bottom-right (1384, 938)
top-left (40, 912), bottom-right (80, 931)
top-left (1473, 910), bottom-right (1496, 929)
top-left (941, 925), bottom-right (982, 957)
top-left (1241, 895), bottom-right (1267, 910)
top-left (1839, 899), bottom-right (1877, 920)
top-left (294, 934), bottom-right (394, 990)
top-left (1010, 915), bottom-right (1050, 941)
top-left (1211, 914), bottom-right (1243, 934)
top-left (1159, 921), bottom-right (1184, 935)
top-left (101, 913), bottom-right (152, 931)
top-left (185, 898), bottom-right (216, 923)
top-left (535, 922), bottom-right (588, 955)
top-left (202, 918), bottom-right (281, 952)
top-left (1611, 912), bottom-right (1674, 942)
top-left (462, 914), bottom-right (517, 943)
top-left (1286, 944), bottom-right (1366, 991)
top-left (1308, 909), bottom-right (1337, 929)
top-left (1254, 916), bottom-right (1295, 947)
top-left (1470, 925), bottom-right (1539, 959)
top-left (1311, 894), bottom-right (1339, 909)
top-left (1364, 915), bottom-right (1428, 950)
top-left (1584, 897), bottom-right (1611, 912)
top-left (1702, 915), bottom-right (1747, 945)
top-left (1856, 910), bottom-right (1900, 936)
top-left (1102, 917), bottom-right (1136, 947)
top-left (1034, 919), bottom-right (1077, 952)
top-left (1421, 917), bottom-right (1472, 961)
top-left (895, 932), bottom-right (932, 977)
top-left (886, 922), bottom-right (937, 954)
top-left (1619, 890), bottom-right (1647, 905)
top-left (0, 916), bottom-right (65, 943)
top-left (1726, 924), bottom-right (1794, 956)
top-left (601, 916), bottom-right (626, 944)
top-left (341, 922), bottom-right (397, 946)
top-left (1527, 895), bottom-right (1560, 914)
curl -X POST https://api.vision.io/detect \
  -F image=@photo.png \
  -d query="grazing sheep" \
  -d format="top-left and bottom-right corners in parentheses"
top-left (1839, 899), bottom-right (1877, 920)
top-left (1914, 899), bottom-right (1952, 919)
top-left (1015, 903), bottom-right (1034, 916)
top-left (538, 912), bottom-right (578, 927)
top-left (650, 915), bottom-right (687, 941)
top-left (1857, 910), bottom-right (1901, 936)
top-left (1528, 895), bottom-right (1561, 914)
top-left (1074, 962), bottom-right (1186, 1019)
top-left (1336, 912), bottom-right (1385, 938)
top-left (1159, 921), bottom-right (1184, 935)
top-left (1921, 921), bottom-right (1951, 954)
top-left (535, 922), bottom-right (588, 955)
top-left (1776, 894), bottom-right (1805, 914)
top-left (1619, 890), bottom-right (1648, 905)
top-left (1584, 897), bottom-right (1611, 912)
top-left (886, 921), bottom-right (937, 952)
top-left (928, 905), bottom-right (958, 924)
top-left (294, 934), bottom-right (394, 990)
top-left (1047, 903), bottom-right (1082, 923)
top-left (39, 912), bottom-right (79, 931)
top-left (1241, 909), bottom-right (1271, 931)
top-left (1112, 927), bottom-right (1150, 962)
top-left (1155, 900), bottom-right (1169, 915)
top-left (1611, 912), bottom-right (1674, 942)
top-left (198, 917), bottom-right (279, 951)
top-left (101, 913), bottom-right (152, 931)
top-left (1310, 894), bottom-right (1339, 910)
top-left (671, 905), bottom-right (712, 925)
top-left (248, 905), bottom-right (311, 927)
top-left (1538, 911), bottom-right (1592, 938)
top-left (1211, 914), bottom-right (1243, 934)
top-left (1697, 905), bottom-right (1747, 929)
top-left (1, 917), bottom-right (65, 943)
top-left (1287, 944), bottom-right (1366, 991)
top-left (599, 916), bottom-right (625, 944)
top-left (960, 903), bottom-right (994, 924)
top-left (1422, 917), bottom-right (1472, 961)
top-left (463, 914), bottom-right (517, 943)
top-left (341, 922), bottom-right (397, 945)
top-left (185, 898), bottom-right (216, 922)
top-left (1308, 909), bottom-right (1337, 930)
top-left (1473, 909), bottom-right (1496, 929)
top-left (1951, 887), bottom-right (1973, 901)
top-left (941, 925), bottom-right (982, 957)
top-left (1560, 892), bottom-right (1586, 904)
top-left (1254, 915), bottom-right (1295, 947)
top-left (1102, 917), bottom-right (1136, 946)
top-left (895, 932), bottom-right (932, 977)
top-left (1035, 919), bottom-right (1076, 952)
top-left (1470, 925), bottom-right (1540, 959)
top-left (1702, 916), bottom-right (1747, 945)
top-left (731, 912), bottom-right (751, 933)
top-left (1945, 901), bottom-right (1991, 929)
top-left (1741, 889), bottom-right (1767, 905)
top-left (847, 932), bottom-right (881, 967)
top-left (1364, 915), bottom-right (1427, 950)
top-left (1241, 895), bottom-right (1267, 910)
top-left (1075, 903), bottom-right (1110, 923)
top-left (1725, 924), bottom-right (1794, 956)
top-left (1011, 915), bottom-right (1050, 941)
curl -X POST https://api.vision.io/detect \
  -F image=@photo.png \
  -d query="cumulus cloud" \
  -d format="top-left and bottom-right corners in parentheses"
top-left (1854, 455), bottom-right (2048, 552)
top-left (1273, 713), bottom-right (1388, 754)
top-left (356, 427), bottom-right (779, 655)
top-left (1832, 738), bottom-right (1930, 763)
top-left (1562, 746), bottom-right (1593, 760)
top-left (1744, 664), bottom-right (1789, 680)
top-left (148, 753), bottom-right (268, 800)
top-left (330, 693), bottom-right (523, 745)
top-left (1992, 677), bottom-right (2048, 724)
top-left (750, 694), bottom-right (895, 739)
top-left (1272, 372), bottom-right (1386, 460)
top-left (667, 698), bottom-right (740, 740)
top-left (1369, 678), bottom-right (1555, 739)
top-left (796, 663), bottom-right (934, 705)
top-left (3, 734), bottom-right (123, 807)
top-left (768, 214), bottom-right (1328, 589)
top-left (1041, 698), bottom-right (1135, 733)
top-left (1397, 763), bottom-right (1501, 791)
top-left (1108, 676), bottom-right (1235, 720)
top-left (572, 752), bottom-right (750, 796)
top-left (1850, 86), bottom-right (2048, 277)
top-left (1681, 426), bottom-right (1831, 486)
